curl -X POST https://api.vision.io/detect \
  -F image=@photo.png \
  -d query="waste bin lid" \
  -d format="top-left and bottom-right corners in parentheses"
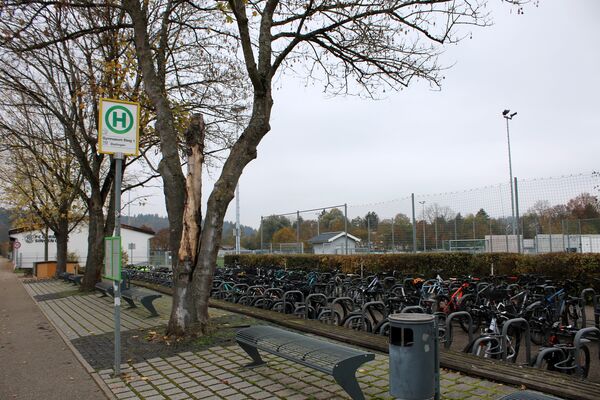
top-left (388, 313), bottom-right (435, 324)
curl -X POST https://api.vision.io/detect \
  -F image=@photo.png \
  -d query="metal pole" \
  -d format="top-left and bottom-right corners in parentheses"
top-left (316, 213), bottom-right (320, 236)
top-left (454, 217), bottom-right (457, 241)
top-left (505, 115), bottom-right (516, 235)
top-left (489, 219), bottom-right (493, 253)
top-left (411, 194), bottom-right (417, 253)
top-left (296, 211), bottom-right (301, 254)
top-left (567, 220), bottom-right (571, 251)
top-left (113, 152), bottom-right (123, 376)
top-left (235, 184), bottom-right (240, 255)
top-left (578, 219), bottom-right (582, 252)
top-left (548, 217), bottom-right (553, 252)
top-left (514, 177), bottom-right (521, 253)
top-left (434, 218), bottom-right (438, 250)
top-left (344, 204), bottom-right (348, 255)
top-left (391, 218), bottom-right (395, 252)
top-left (419, 201), bottom-right (426, 251)
top-left (260, 216), bottom-right (263, 251)
top-left (472, 219), bottom-right (476, 240)
top-left (367, 216), bottom-right (371, 254)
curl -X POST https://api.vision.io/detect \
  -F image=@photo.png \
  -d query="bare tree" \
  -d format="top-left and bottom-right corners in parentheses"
top-left (0, 104), bottom-right (86, 274)
top-left (0, 5), bottom-right (157, 289)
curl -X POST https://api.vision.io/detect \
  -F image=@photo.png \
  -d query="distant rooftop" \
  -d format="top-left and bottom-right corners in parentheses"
top-left (308, 231), bottom-right (361, 244)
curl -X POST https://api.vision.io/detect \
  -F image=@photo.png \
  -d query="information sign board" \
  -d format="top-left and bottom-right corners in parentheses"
top-left (104, 236), bottom-right (121, 281)
top-left (98, 98), bottom-right (140, 156)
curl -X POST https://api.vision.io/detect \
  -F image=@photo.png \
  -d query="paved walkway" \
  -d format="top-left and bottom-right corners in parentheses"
top-left (15, 271), bottom-right (525, 400)
top-left (0, 258), bottom-right (106, 400)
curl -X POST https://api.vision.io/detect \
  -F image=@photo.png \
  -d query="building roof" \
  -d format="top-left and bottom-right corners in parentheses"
top-left (9, 223), bottom-right (154, 236)
top-left (308, 231), bottom-right (361, 244)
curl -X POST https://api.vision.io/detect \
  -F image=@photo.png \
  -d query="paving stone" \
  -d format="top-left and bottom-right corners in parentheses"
top-left (207, 383), bottom-right (228, 391)
top-left (179, 380), bottom-right (198, 389)
top-left (115, 390), bottom-right (138, 399)
top-left (224, 394), bottom-right (248, 400)
top-left (249, 391), bottom-right (275, 399)
top-left (144, 396), bottom-right (165, 400)
top-left (162, 387), bottom-right (185, 396)
top-left (215, 388), bottom-right (238, 397)
top-left (137, 389), bottom-right (160, 397)
top-left (169, 393), bottom-right (192, 400)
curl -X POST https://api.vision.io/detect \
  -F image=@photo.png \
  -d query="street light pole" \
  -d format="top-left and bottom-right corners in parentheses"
top-left (419, 201), bottom-right (426, 252)
top-left (503, 109), bottom-right (518, 236)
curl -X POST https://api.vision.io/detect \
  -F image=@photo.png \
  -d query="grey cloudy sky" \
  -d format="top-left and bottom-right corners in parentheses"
top-left (130, 0), bottom-right (600, 228)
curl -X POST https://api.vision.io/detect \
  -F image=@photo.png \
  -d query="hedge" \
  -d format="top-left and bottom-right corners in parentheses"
top-left (224, 253), bottom-right (600, 280)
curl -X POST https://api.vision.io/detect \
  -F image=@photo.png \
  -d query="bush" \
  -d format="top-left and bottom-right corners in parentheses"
top-left (224, 252), bottom-right (600, 280)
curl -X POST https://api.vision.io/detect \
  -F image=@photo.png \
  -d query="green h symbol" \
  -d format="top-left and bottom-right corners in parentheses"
top-left (112, 111), bottom-right (127, 128)
top-left (105, 105), bottom-right (134, 134)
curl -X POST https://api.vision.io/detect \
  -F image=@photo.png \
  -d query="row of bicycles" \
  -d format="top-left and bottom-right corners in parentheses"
top-left (123, 264), bottom-right (600, 379)
top-left (210, 266), bottom-right (600, 379)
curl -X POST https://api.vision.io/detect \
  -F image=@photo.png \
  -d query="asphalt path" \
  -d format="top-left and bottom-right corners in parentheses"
top-left (0, 257), bottom-right (107, 400)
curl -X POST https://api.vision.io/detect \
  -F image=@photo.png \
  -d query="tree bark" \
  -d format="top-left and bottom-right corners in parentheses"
top-left (167, 114), bottom-right (205, 336)
top-left (193, 92), bottom-right (273, 330)
top-left (54, 218), bottom-right (69, 275)
top-left (81, 194), bottom-right (105, 291)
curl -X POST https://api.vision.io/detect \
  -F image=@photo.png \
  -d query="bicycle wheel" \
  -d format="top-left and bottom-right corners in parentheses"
top-left (537, 349), bottom-right (565, 373)
top-left (457, 295), bottom-right (479, 333)
top-left (571, 344), bottom-right (591, 378)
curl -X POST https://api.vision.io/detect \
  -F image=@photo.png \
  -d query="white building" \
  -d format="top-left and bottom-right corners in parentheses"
top-left (9, 224), bottom-right (154, 269)
top-left (309, 231), bottom-right (361, 255)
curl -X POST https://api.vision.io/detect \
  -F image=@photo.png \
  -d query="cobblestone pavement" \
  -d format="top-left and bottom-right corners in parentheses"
top-left (25, 278), bottom-right (525, 399)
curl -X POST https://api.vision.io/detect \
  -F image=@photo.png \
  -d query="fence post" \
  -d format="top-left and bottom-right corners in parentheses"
top-left (344, 203), bottom-right (348, 255)
top-left (296, 211), bottom-right (301, 253)
top-left (514, 177), bottom-right (521, 253)
top-left (411, 194), bottom-right (417, 253)
top-left (549, 216), bottom-right (553, 252)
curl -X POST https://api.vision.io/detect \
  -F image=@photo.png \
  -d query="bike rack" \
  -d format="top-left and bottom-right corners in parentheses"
top-left (573, 326), bottom-right (600, 377)
top-left (282, 290), bottom-right (304, 315)
top-left (579, 288), bottom-right (597, 328)
top-left (401, 305), bottom-right (425, 313)
top-left (305, 293), bottom-right (327, 319)
top-left (443, 311), bottom-right (473, 350)
top-left (501, 318), bottom-right (531, 365)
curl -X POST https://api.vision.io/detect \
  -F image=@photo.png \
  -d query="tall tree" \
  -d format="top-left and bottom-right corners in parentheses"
top-left (0, 5), bottom-right (157, 289)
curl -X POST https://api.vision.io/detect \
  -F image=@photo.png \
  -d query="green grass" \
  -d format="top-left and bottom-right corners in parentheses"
top-left (216, 256), bottom-right (224, 268)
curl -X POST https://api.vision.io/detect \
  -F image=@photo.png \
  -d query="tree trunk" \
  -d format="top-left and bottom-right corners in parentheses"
top-left (81, 196), bottom-right (105, 291)
top-left (192, 92), bottom-right (273, 331)
top-left (54, 218), bottom-right (69, 275)
top-left (167, 115), bottom-right (205, 336)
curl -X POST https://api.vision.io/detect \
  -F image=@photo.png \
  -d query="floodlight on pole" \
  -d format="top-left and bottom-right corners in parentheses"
top-left (503, 108), bottom-right (517, 236)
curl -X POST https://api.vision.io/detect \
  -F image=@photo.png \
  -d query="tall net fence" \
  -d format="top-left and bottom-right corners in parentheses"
top-left (259, 172), bottom-right (600, 254)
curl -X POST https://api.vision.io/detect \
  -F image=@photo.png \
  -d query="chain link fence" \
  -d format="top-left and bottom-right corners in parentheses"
top-left (259, 172), bottom-right (600, 254)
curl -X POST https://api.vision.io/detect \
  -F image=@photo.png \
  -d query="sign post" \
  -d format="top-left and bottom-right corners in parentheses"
top-left (99, 98), bottom-right (139, 376)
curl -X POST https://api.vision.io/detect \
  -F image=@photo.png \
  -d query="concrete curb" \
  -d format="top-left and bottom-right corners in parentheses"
top-left (19, 278), bottom-right (117, 400)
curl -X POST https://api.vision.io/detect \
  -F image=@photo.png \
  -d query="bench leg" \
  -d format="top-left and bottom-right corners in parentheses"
top-left (123, 297), bottom-right (136, 308)
top-left (140, 298), bottom-right (159, 317)
top-left (237, 341), bottom-right (265, 368)
top-left (332, 369), bottom-right (365, 400)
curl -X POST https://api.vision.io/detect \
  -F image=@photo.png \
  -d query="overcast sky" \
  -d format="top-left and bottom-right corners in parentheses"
top-left (130, 0), bottom-right (600, 228)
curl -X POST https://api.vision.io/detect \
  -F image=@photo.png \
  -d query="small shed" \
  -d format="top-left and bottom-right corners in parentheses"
top-left (308, 231), bottom-right (361, 255)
